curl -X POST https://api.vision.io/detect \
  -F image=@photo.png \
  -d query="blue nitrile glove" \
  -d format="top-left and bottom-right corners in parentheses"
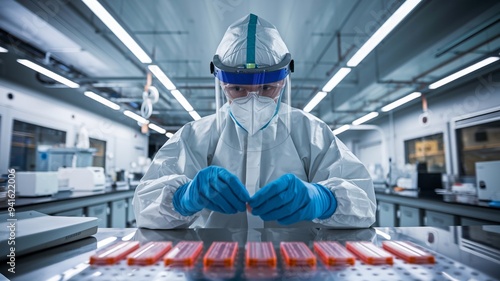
top-left (248, 174), bottom-right (337, 225)
top-left (173, 166), bottom-right (250, 216)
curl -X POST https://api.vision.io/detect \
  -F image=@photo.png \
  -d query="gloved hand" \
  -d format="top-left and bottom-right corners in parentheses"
top-left (173, 166), bottom-right (250, 216)
top-left (248, 174), bottom-right (337, 225)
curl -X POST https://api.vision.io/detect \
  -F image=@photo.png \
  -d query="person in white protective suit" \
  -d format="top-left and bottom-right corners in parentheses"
top-left (133, 14), bottom-right (376, 229)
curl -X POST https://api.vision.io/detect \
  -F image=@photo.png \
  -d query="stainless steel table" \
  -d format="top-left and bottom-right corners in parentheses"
top-left (1, 225), bottom-right (499, 281)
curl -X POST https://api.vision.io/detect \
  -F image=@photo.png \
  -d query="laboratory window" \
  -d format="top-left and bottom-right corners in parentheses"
top-left (456, 119), bottom-right (500, 176)
top-left (404, 133), bottom-right (446, 173)
top-left (89, 137), bottom-right (106, 169)
top-left (9, 120), bottom-right (66, 171)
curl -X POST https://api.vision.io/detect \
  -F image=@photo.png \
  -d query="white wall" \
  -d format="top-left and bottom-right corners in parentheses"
top-left (0, 80), bottom-right (148, 174)
top-left (337, 70), bottom-right (500, 176)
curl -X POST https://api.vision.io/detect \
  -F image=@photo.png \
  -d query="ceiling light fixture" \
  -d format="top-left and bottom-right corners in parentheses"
top-left (82, 0), bottom-right (152, 63)
top-left (170, 90), bottom-right (194, 112)
top-left (0, 46), bottom-right (8, 53)
top-left (322, 68), bottom-right (352, 92)
top-left (165, 132), bottom-right (174, 138)
top-left (346, 0), bottom-right (422, 67)
top-left (148, 123), bottom-right (166, 134)
top-left (333, 125), bottom-right (351, 135)
top-left (352, 112), bottom-right (379, 125)
top-left (84, 91), bottom-right (120, 110)
top-left (303, 91), bottom-right (327, 113)
top-left (123, 110), bottom-right (149, 124)
top-left (428, 56), bottom-right (499, 90)
top-left (148, 65), bottom-right (176, 90)
top-left (17, 59), bottom-right (80, 88)
top-left (188, 111), bottom-right (201, 121)
top-left (381, 91), bottom-right (421, 112)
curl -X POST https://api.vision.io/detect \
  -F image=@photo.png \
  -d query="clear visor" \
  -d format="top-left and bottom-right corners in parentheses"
top-left (222, 81), bottom-right (284, 101)
top-left (215, 75), bottom-right (292, 152)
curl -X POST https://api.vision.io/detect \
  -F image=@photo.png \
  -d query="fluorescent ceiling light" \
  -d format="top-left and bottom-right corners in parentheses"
top-left (165, 132), bottom-right (174, 138)
top-left (322, 68), bottom-right (351, 92)
top-left (84, 91), bottom-right (120, 110)
top-left (303, 91), bottom-right (327, 113)
top-left (0, 46), bottom-right (8, 53)
top-left (346, 0), bottom-right (422, 67)
top-left (148, 123), bottom-right (166, 134)
top-left (82, 0), bottom-right (152, 63)
top-left (381, 91), bottom-right (421, 112)
top-left (352, 112), bottom-right (379, 125)
top-left (123, 110), bottom-right (149, 124)
top-left (171, 90), bottom-right (194, 112)
top-left (17, 59), bottom-right (80, 88)
top-left (333, 125), bottom-right (350, 135)
top-left (148, 65), bottom-right (176, 90)
top-left (428, 56), bottom-right (499, 90)
top-left (189, 111), bottom-right (201, 120)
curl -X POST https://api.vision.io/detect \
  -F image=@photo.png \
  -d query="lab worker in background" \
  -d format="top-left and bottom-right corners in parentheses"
top-left (133, 14), bottom-right (376, 229)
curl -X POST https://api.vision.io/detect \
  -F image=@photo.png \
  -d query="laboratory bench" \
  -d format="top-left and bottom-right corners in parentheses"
top-left (0, 187), bottom-right (136, 228)
top-left (375, 190), bottom-right (500, 228)
top-left (0, 225), bottom-right (499, 281)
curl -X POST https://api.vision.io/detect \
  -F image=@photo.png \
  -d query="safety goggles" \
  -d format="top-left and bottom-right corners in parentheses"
top-left (210, 53), bottom-right (294, 85)
top-left (221, 81), bottom-right (284, 100)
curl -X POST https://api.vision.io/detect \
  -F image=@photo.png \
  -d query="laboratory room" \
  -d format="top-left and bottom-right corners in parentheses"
top-left (1, 0), bottom-right (500, 280)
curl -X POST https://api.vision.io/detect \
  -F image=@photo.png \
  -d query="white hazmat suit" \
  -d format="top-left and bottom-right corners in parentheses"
top-left (133, 14), bottom-right (376, 229)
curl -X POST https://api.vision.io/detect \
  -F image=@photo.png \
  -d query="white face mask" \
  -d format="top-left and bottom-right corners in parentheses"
top-left (229, 95), bottom-right (278, 135)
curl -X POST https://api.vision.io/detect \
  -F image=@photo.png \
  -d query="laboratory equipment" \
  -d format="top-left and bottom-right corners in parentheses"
top-left (36, 147), bottom-right (96, 171)
top-left (58, 167), bottom-right (105, 191)
top-left (16, 171), bottom-right (58, 197)
top-left (476, 160), bottom-right (500, 201)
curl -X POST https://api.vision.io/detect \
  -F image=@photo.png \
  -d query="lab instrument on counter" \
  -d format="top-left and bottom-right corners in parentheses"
top-left (16, 171), bottom-right (58, 197)
top-left (58, 167), bottom-right (105, 191)
top-left (0, 211), bottom-right (98, 257)
top-left (476, 160), bottom-right (500, 201)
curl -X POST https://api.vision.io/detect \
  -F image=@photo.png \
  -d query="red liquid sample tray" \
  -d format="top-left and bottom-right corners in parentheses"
top-left (313, 241), bottom-right (356, 266)
top-left (90, 241), bottom-right (140, 265)
top-left (164, 241), bottom-right (203, 266)
top-left (246, 242), bottom-right (277, 268)
top-left (203, 242), bottom-right (239, 267)
top-left (127, 241), bottom-right (172, 265)
top-left (203, 242), bottom-right (238, 267)
top-left (346, 241), bottom-right (393, 265)
top-left (280, 242), bottom-right (316, 267)
top-left (382, 241), bottom-right (435, 264)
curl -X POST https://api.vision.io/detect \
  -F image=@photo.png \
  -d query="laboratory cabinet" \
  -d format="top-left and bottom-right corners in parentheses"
top-left (110, 199), bottom-right (127, 228)
top-left (87, 203), bottom-right (109, 228)
top-left (0, 188), bottom-right (135, 228)
top-left (377, 201), bottom-right (397, 227)
top-left (375, 192), bottom-right (500, 227)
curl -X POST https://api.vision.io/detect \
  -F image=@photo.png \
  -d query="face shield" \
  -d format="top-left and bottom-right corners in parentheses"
top-left (211, 53), bottom-right (294, 151)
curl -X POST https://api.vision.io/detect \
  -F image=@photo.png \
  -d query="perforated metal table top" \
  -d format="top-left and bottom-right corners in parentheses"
top-left (2, 226), bottom-right (499, 281)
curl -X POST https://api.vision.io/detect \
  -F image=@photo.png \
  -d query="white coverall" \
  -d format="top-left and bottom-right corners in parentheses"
top-left (133, 104), bottom-right (376, 229)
